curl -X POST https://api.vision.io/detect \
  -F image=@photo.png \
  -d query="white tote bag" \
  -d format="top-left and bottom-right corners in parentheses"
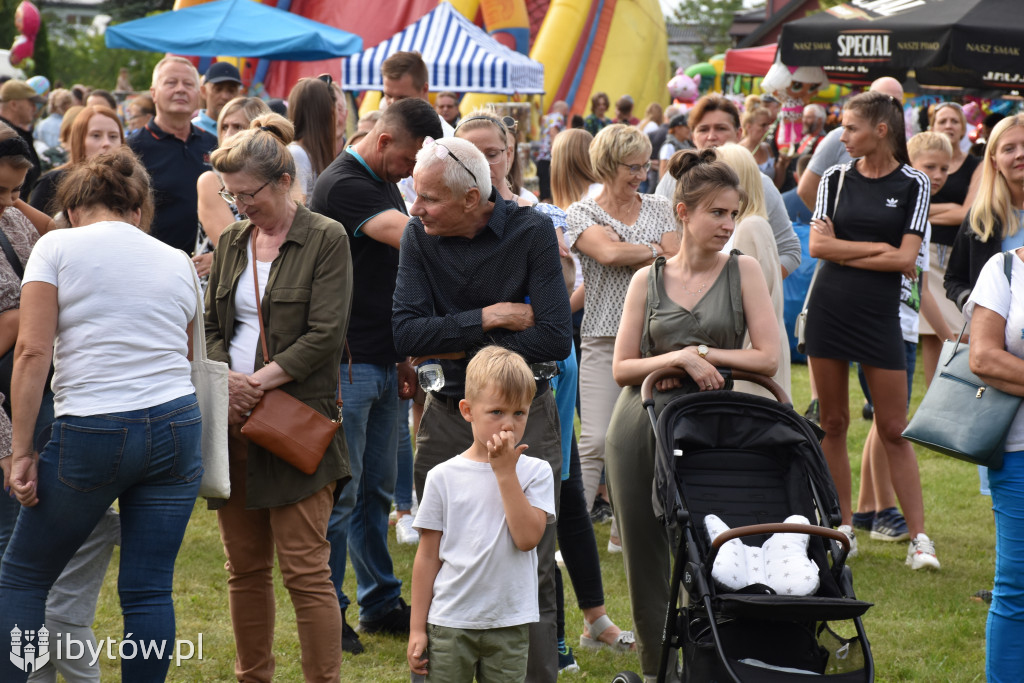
top-left (184, 253), bottom-right (231, 499)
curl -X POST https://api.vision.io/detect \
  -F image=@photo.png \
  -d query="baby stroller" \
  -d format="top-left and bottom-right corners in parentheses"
top-left (613, 368), bottom-right (874, 683)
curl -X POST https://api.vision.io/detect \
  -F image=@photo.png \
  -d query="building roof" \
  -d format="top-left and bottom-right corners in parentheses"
top-left (736, 0), bottom-right (817, 48)
top-left (666, 22), bottom-right (703, 45)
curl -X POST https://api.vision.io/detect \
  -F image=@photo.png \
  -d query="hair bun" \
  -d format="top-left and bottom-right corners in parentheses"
top-left (668, 147), bottom-right (719, 181)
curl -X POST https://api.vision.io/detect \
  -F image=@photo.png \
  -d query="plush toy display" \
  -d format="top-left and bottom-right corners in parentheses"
top-left (10, 2), bottom-right (40, 66)
top-left (667, 68), bottom-right (700, 111)
top-left (705, 513), bottom-right (821, 597)
top-left (761, 62), bottom-right (828, 154)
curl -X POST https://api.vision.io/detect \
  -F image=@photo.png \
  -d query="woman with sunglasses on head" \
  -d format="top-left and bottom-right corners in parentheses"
top-left (204, 113), bottom-right (352, 682)
top-left (455, 110), bottom-right (534, 208)
top-left (918, 102), bottom-right (982, 382)
top-left (565, 123), bottom-right (678, 565)
top-left (806, 91), bottom-right (938, 570)
top-left (194, 97), bottom-right (271, 279)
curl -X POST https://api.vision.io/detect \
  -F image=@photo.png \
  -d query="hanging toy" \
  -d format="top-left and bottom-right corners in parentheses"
top-left (761, 62), bottom-right (828, 155)
top-left (10, 2), bottom-right (40, 66)
top-left (667, 68), bottom-right (700, 113)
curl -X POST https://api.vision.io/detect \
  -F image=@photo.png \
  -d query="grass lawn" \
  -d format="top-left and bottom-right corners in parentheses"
top-left (91, 358), bottom-right (993, 681)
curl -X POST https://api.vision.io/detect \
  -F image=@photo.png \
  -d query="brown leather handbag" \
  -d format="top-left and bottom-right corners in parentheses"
top-left (240, 230), bottom-right (342, 475)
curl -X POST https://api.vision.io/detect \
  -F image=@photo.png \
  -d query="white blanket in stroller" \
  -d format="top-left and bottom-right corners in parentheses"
top-left (705, 514), bottom-right (820, 596)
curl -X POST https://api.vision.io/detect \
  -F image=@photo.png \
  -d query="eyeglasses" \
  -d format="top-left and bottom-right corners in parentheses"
top-left (619, 161), bottom-right (652, 176)
top-left (424, 136), bottom-right (479, 186)
top-left (481, 147), bottom-right (508, 165)
top-left (455, 115), bottom-right (517, 138)
top-left (219, 180), bottom-right (270, 205)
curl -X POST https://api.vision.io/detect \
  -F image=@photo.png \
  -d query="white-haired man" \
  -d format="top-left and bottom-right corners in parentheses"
top-left (128, 56), bottom-right (217, 252)
top-left (393, 137), bottom-right (571, 683)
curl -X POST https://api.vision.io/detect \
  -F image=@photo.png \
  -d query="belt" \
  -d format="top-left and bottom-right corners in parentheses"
top-left (433, 379), bottom-right (550, 412)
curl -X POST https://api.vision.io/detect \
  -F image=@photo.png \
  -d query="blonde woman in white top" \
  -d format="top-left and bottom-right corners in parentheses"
top-left (564, 124), bottom-right (679, 520)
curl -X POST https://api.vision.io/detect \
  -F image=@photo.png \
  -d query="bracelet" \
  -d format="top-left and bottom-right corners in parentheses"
top-left (647, 242), bottom-right (658, 259)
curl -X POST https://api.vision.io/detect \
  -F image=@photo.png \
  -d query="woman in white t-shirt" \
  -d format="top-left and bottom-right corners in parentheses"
top-left (0, 147), bottom-right (201, 683)
top-left (965, 248), bottom-right (1024, 682)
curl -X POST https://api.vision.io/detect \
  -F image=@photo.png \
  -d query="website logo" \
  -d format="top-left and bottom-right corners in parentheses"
top-left (10, 625), bottom-right (50, 673)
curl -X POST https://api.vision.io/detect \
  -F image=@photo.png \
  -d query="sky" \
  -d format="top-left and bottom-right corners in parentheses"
top-left (658, 0), bottom-right (766, 18)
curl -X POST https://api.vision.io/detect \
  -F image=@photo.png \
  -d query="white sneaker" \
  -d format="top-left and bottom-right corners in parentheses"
top-left (906, 533), bottom-right (940, 570)
top-left (838, 524), bottom-right (858, 559)
top-left (607, 537), bottom-right (622, 554)
top-left (395, 515), bottom-right (420, 545)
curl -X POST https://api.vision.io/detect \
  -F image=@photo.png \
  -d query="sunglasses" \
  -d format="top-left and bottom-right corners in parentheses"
top-left (455, 115), bottom-right (517, 138)
top-left (424, 136), bottom-right (479, 186)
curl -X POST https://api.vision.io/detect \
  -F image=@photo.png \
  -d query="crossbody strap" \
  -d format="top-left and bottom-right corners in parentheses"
top-left (249, 229), bottom-right (343, 412)
top-left (0, 229), bottom-right (23, 281)
top-left (801, 165), bottom-right (848, 309)
top-left (182, 250), bottom-right (207, 361)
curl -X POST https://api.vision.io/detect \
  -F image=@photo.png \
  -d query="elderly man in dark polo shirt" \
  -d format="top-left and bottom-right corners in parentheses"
top-left (128, 56), bottom-right (217, 253)
top-left (393, 136), bottom-right (571, 683)
top-left (309, 97), bottom-right (442, 653)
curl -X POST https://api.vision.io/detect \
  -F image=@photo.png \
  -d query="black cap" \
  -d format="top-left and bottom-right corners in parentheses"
top-left (204, 62), bottom-right (242, 85)
top-left (668, 114), bottom-right (688, 129)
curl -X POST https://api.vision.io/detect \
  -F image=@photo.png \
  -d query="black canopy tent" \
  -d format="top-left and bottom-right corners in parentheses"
top-left (779, 0), bottom-right (1024, 90)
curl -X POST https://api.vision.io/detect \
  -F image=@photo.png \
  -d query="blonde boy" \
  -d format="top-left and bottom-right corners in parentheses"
top-left (407, 347), bottom-right (556, 682)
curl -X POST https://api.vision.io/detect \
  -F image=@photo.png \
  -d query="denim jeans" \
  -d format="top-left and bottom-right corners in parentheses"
top-left (987, 450), bottom-right (1024, 682)
top-left (0, 394), bottom-right (201, 683)
top-left (0, 388), bottom-right (56, 562)
top-left (327, 363), bottom-right (402, 621)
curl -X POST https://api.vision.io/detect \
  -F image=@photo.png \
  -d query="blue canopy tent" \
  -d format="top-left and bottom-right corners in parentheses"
top-left (342, 1), bottom-right (544, 95)
top-left (104, 0), bottom-right (362, 61)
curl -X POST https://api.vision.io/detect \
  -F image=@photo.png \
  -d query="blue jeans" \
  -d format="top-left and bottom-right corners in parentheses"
top-left (327, 363), bottom-right (402, 621)
top-left (0, 388), bottom-right (56, 562)
top-left (987, 451), bottom-right (1024, 682)
top-left (395, 399), bottom-right (415, 511)
top-left (0, 394), bottom-right (201, 683)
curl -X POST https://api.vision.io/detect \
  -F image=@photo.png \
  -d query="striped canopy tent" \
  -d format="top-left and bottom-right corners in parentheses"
top-left (342, 1), bottom-right (544, 95)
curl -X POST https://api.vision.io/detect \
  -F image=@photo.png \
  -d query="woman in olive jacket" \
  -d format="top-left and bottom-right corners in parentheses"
top-left (204, 113), bottom-right (352, 683)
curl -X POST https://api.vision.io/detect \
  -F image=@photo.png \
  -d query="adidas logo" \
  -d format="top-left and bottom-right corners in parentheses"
top-left (885, 198), bottom-right (898, 208)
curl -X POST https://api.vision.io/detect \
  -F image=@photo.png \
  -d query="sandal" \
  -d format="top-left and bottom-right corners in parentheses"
top-left (579, 614), bottom-right (635, 653)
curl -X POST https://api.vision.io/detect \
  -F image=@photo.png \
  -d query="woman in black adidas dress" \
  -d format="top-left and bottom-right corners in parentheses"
top-left (806, 91), bottom-right (938, 569)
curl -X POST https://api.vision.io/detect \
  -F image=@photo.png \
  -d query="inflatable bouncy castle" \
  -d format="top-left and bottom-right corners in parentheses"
top-left (172, 0), bottom-right (670, 116)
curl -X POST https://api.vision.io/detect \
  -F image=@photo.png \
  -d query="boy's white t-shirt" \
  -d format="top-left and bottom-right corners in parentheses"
top-left (899, 222), bottom-right (931, 343)
top-left (413, 453), bottom-right (556, 630)
top-left (22, 221), bottom-right (196, 417)
top-left (965, 250), bottom-right (1024, 451)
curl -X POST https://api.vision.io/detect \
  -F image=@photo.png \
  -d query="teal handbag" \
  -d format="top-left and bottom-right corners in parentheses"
top-left (902, 252), bottom-right (1020, 469)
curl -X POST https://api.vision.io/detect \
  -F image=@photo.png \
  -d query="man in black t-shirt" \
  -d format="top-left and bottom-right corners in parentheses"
top-left (309, 97), bottom-right (441, 651)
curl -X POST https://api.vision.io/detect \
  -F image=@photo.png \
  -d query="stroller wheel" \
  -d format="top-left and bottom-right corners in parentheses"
top-left (611, 672), bottom-right (644, 683)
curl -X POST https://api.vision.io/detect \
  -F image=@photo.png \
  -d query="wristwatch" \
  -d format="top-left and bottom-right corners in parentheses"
top-left (697, 344), bottom-right (709, 359)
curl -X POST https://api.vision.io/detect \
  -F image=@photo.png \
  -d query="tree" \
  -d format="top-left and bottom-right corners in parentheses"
top-left (669, 0), bottom-right (743, 63)
top-left (100, 0), bottom-right (175, 24)
top-left (43, 13), bottom-right (162, 92)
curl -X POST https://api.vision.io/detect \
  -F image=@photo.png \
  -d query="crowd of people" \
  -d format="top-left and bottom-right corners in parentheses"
top-left (0, 50), bottom-right (1020, 682)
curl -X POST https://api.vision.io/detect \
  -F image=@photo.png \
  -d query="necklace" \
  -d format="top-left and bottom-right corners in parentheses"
top-left (680, 280), bottom-right (708, 296)
top-left (680, 262), bottom-right (717, 295)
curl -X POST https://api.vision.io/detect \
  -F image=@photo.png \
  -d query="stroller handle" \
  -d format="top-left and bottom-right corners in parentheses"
top-left (640, 368), bottom-right (791, 406)
top-left (707, 523), bottom-right (853, 574)
top-left (710, 522), bottom-right (851, 553)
